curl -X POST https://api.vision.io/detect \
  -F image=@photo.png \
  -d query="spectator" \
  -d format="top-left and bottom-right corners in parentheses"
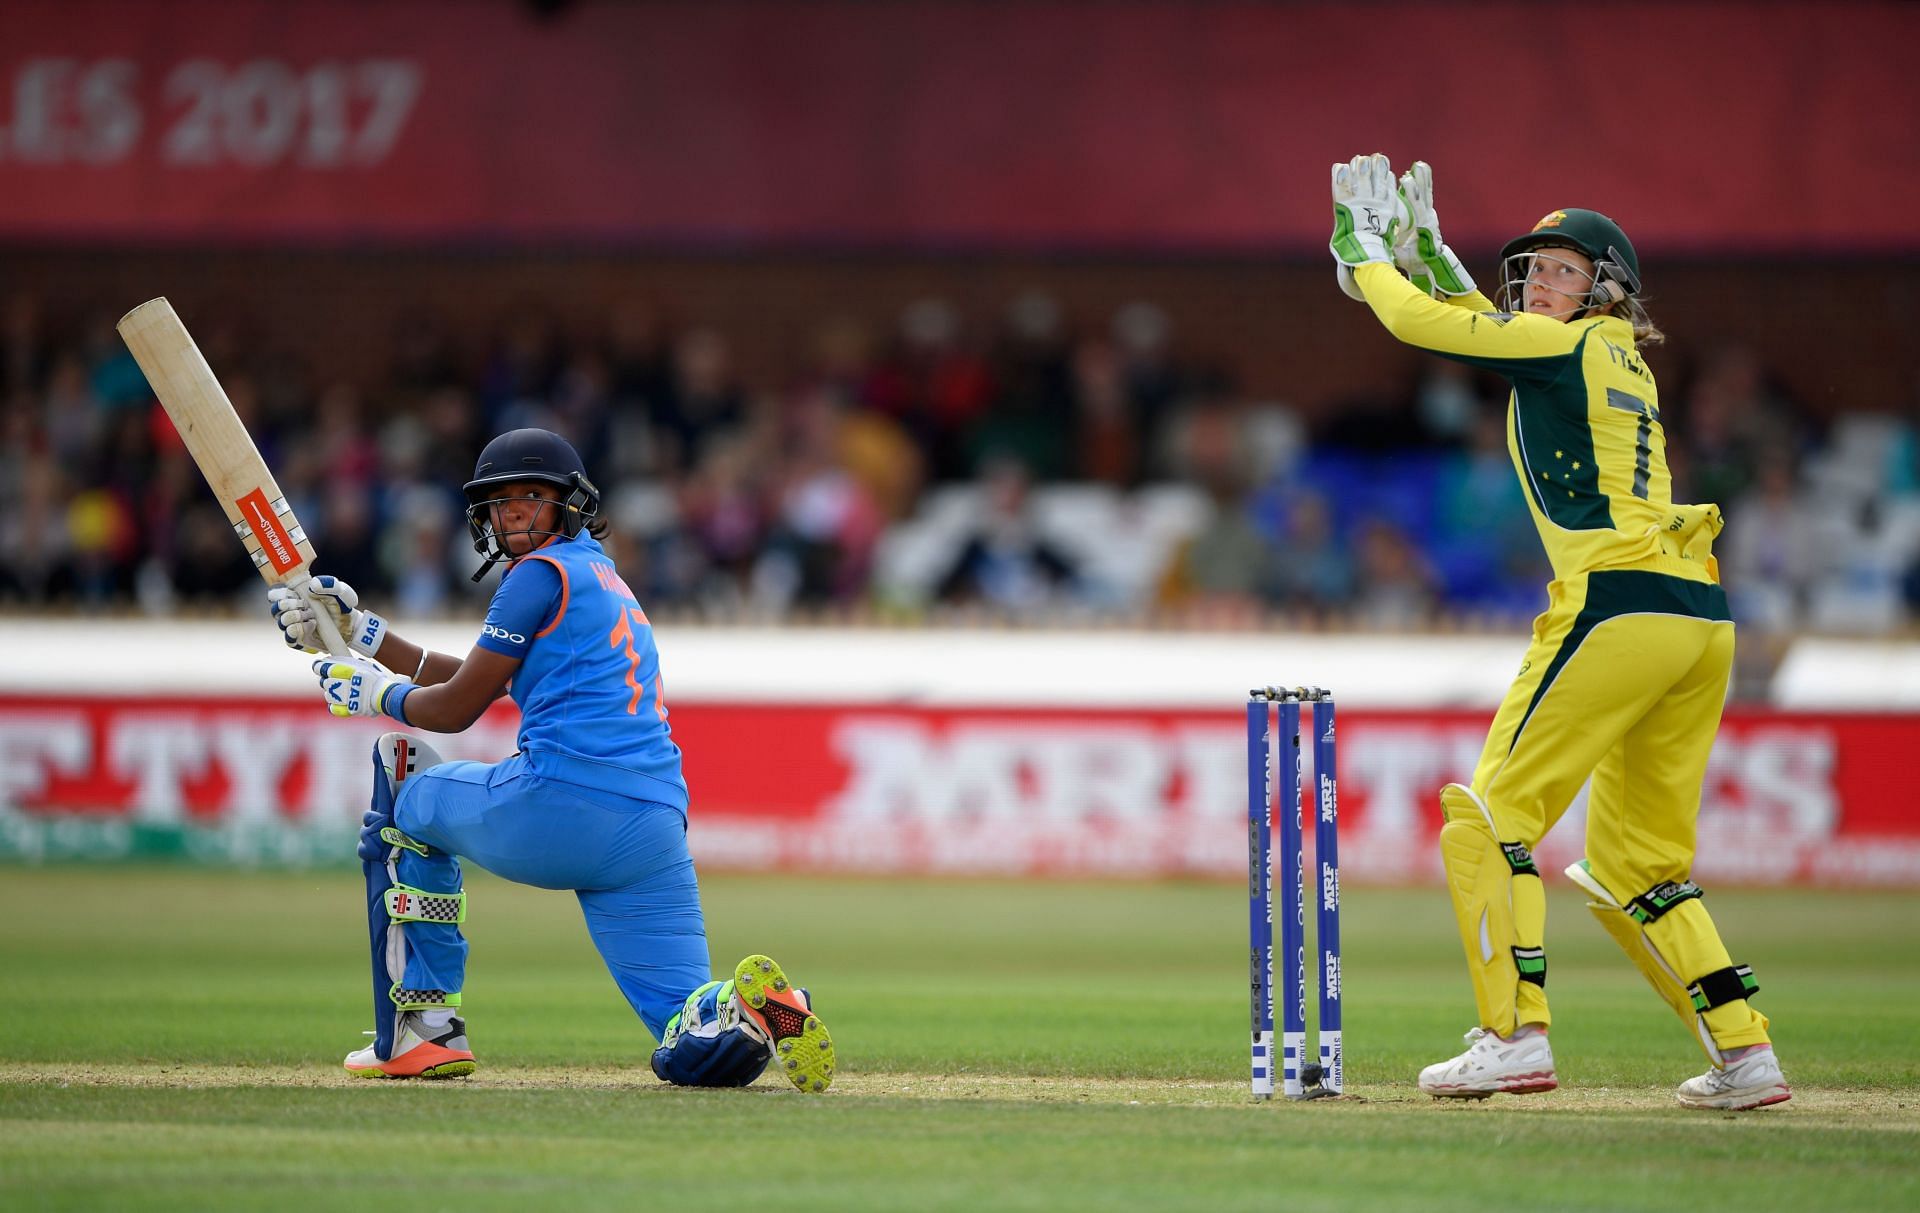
top-left (1157, 463), bottom-right (1275, 621)
top-left (933, 455), bottom-right (1080, 614)
top-left (1350, 518), bottom-right (1439, 630)
top-left (655, 327), bottom-right (747, 475)
top-left (867, 297), bottom-right (995, 482)
top-left (1722, 453), bottom-right (1817, 633)
top-left (1266, 489), bottom-right (1354, 612)
top-left (1070, 338), bottom-right (1142, 487)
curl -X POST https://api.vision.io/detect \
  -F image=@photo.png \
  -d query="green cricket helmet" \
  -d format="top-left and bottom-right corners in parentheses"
top-left (1497, 208), bottom-right (1642, 315)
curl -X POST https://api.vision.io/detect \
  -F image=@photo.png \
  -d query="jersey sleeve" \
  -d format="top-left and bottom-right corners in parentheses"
top-left (1443, 287), bottom-right (1498, 313)
top-left (1354, 262), bottom-right (1576, 379)
top-left (476, 557), bottom-right (563, 657)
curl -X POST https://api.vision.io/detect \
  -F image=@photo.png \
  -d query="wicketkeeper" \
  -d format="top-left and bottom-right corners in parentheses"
top-left (272, 427), bottom-right (835, 1092)
top-left (1330, 154), bottom-right (1787, 1110)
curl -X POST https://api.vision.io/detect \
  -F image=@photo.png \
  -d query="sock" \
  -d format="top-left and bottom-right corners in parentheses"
top-left (418, 1008), bottom-right (455, 1031)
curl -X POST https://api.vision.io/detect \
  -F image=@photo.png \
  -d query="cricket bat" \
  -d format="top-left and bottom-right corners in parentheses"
top-left (117, 297), bottom-right (348, 655)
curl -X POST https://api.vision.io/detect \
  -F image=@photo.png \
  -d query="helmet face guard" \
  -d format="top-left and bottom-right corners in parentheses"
top-left (461, 429), bottom-right (601, 576)
top-left (1496, 246), bottom-right (1617, 319)
top-left (463, 475), bottom-right (598, 564)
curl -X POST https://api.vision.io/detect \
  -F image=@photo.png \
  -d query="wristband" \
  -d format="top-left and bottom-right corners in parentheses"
top-left (382, 682), bottom-right (417, 727)
top-left (350, 610), bottom-right (388, 658)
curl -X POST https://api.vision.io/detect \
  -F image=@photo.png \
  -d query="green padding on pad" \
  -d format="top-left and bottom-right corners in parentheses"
top-left (390, 984), bottom-right (462, 1011)
top-left (1688, 964), bottom-right (1757, 1012)
top-left (380, 827), bottom-right (429, 857)
top-left (1628, 879), bottom-right (1703, 924)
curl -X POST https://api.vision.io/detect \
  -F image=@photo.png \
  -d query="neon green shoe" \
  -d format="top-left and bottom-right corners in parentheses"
top-left (733, 954), bottom-right (835, 1093)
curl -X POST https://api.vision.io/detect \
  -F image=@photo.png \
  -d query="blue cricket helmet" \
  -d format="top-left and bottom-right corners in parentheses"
top-left (461, 428), bottom-right (601, 578)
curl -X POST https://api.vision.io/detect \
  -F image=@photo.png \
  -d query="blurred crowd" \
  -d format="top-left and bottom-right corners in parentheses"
top-left (3, 287), bottom-right (1917, 641)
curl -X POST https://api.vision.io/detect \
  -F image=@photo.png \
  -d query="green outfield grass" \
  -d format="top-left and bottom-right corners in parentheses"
top-left (2, 867), bottom-right (1916, 1212)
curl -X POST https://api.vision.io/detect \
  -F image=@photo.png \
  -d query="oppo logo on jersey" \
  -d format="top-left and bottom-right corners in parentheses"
top-left (482, 624), bottom-right (528, 645)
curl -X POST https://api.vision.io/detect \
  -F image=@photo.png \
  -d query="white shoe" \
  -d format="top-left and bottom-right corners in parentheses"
top-left (1676, 1046), bottom-right (1790, 1110)
top-left (1418, 1026), bottom-right (1557, 1099)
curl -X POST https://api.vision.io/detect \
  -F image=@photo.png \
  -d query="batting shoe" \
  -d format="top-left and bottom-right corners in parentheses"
top-left (1676, 1044), bottom-right (1791, 1111)
top-left (733, 954), bottom-right (835, 1093)
top-left (344, 1013), bottom-right (477, 1079)
top-left (1418, 1025), bottom-right (1557, 1099)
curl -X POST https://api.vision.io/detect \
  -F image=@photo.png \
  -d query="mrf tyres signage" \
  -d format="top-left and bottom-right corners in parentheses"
top-left (0, 698), bottom-right (1910, 885)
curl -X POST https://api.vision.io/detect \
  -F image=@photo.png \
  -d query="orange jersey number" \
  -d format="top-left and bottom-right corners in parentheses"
top-left (607, 605), bottom-right (653, 716)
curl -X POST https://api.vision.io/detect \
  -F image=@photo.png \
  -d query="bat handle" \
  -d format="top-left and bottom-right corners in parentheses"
top-left (312, 608), bottom-right (352, 657)
top-left (292, 575), bottom-right (354, 657)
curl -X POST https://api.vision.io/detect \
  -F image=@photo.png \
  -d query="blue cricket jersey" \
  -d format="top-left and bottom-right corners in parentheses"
top-left (474, 533), bottom-right (688, 811)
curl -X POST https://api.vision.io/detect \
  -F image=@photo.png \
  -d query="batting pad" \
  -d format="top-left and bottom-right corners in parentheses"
top-left (1437, 783), bottom-right (1549, 1037)
top-left (367, 733), bottom-right (460, 1062)
top-left (1565, 860), bottom-right (1770, 1062)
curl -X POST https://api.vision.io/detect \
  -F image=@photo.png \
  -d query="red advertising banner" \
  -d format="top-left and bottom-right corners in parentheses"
top-left (1, 1), bottom-right (1913, 252)
top-left (2, 695), bottom-right (1913, 884)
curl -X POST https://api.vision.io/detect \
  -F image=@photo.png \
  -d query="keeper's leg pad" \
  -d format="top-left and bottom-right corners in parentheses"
top-left (366, 734), bottom-right (465, 1062)
top-left (1438, 783), bottom-right (1549, 1037)
top-left (650, 978), bottom-right (772, 1087)
top-left (1565, 860), bottom-right (1770, 1063)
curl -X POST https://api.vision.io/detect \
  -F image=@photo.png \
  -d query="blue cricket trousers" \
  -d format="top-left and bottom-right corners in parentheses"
top-left (389, 752), bottom-right (710, 1039)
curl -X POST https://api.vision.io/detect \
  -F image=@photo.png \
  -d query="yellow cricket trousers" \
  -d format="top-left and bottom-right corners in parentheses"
top-left (1462, 566), bottom-right (1770, 1051)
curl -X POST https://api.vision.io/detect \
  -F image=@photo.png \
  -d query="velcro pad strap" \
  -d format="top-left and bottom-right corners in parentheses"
top-left (1628, 879), bottom-right (1703, 924)
top-left (390, 985), bottom-right (463, 1011)
top-left (1512, 945), bottom-right (1547, 988)
top-left (380, 826), bottom-right (430, 857)
top-left (385, 884), bottom-right (466, 925)
top-left (1501, 841), bottom-right (1540, 878)
top-left (1688, 964), bottom-right (1757, 1012)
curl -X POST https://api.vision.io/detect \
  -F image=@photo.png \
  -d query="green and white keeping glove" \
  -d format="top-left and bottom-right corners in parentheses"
top-left (1395, 161), bottom-right (1477, 297)
top-left (269, 574), bottom-right (386, 657)
top-left (314, 656), bottom-right (413, 720)
top-left (1331, 153), bottom-right (1409, 300)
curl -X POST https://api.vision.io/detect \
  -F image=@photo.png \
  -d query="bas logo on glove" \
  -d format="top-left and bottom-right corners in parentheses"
top-left (315, 657), bottom-right (413, 722)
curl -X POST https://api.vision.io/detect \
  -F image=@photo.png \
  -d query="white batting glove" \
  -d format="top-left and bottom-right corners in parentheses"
top-left (269, 574), bottom-right (386, 657)
top-left (1330, 153), bottom-right (1407, 272)
top-left (314, 656), bottom-right (413, 719)
top-left (1396, 161), bottom-right (1477, 297)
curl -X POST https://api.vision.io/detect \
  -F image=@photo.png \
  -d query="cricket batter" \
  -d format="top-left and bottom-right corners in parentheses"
top-left (271, 427), bottom-right (834, 1091)
top-left (1329, 154), bottom-right (1787, 1109)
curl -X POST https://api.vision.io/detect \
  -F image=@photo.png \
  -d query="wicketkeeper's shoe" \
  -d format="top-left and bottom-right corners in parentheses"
top-left (732, 954), bottom-right (835, 1093)
top-left (344, 1013), bottom-right (477, 1079)
top-left (1675, 1044), bottom-right (1790, 1110)
top-left (1418, 1025), bottom-right (1556, 1099)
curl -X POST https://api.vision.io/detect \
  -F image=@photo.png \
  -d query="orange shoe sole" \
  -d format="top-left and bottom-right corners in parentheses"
top-left (347, 1040), bottom-right (477, 1080)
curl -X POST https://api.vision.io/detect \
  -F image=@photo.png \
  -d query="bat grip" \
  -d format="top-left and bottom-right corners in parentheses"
top-left (293, 577), bottom-right (354, 657)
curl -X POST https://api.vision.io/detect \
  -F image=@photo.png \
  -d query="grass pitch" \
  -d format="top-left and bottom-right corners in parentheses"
top-left (2, 867), bottom-right (1916, 1211)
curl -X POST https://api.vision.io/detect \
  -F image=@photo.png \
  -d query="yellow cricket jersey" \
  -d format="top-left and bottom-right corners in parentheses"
top-left (1353, 262), bottom-right (1722, 586)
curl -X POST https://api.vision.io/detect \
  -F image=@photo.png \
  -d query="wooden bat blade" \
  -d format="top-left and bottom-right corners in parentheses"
top-left (117, 297), bottom-right (348, 654)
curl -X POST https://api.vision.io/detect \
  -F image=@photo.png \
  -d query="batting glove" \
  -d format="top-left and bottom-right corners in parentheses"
top-left (1396, 161), bottom-right (1477, 297)
top-left (270, 574), bottom-right (386, 657)
top-left (314, 656), bottom-right (413, 720)
top-left (1330, 153), bottom-right (1407, 272)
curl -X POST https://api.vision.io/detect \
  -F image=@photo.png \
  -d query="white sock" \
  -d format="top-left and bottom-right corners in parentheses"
top-left (418, 1008), bottom-right (455, 1031)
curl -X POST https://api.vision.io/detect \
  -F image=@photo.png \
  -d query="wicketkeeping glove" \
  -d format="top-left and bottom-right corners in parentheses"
top-left (269, 574), bottom-right (386, 657)
top-left (1395, 161), bottom-right (1477, 297)
top-left (1330, 153), bottom-right (1407, 271)
top-left (314, 656), bottom-right (413, 720)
